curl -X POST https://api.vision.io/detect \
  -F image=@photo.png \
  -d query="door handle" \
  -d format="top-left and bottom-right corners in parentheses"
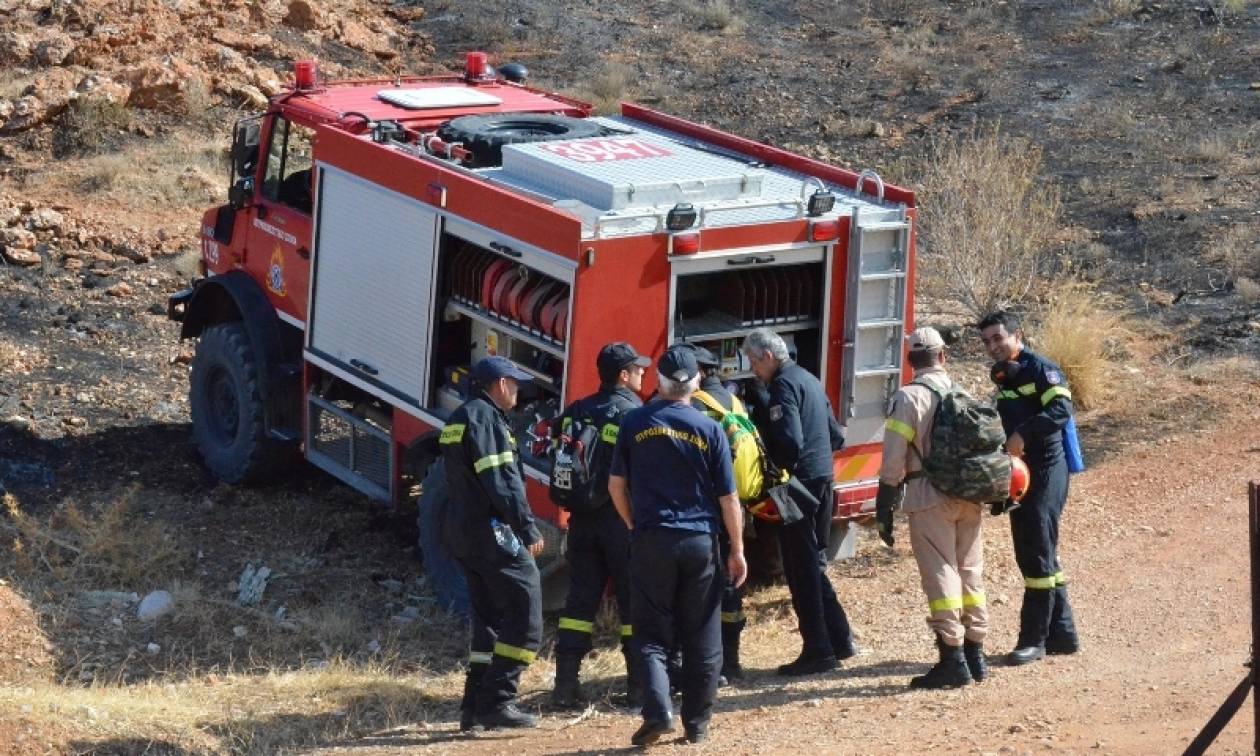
top-left (349, 358), bottom-right (379, 376)
top-left (727, 255), bottom-right (776, 266)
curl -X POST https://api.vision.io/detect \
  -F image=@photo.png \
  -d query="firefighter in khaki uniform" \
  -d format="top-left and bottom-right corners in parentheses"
top-left (979, 311), bottom-right (1080, 665)
top-left (440, 356), bottom-right (545, 730)
top-left (876, 327), bottom-right (988, 688)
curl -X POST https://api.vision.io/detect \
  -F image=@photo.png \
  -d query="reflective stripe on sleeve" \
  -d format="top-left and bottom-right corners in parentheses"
top-left (885, 418), bottom-right (915, 442)
top-left (929, 596), bottom-right (964, 613)
top-left (468, 651), bottom-right (492, 665)
top-left (601, 423), bottom-right (619, 444)
top-left (1017, 383), bottom-right (1037, 396)
top-left (439, 424), bottom-right (466, 444)
top-left (962, 592), bottom-right (987, 608)
top-left (1024, 575), bottom-right (1058, 589)
top-left (1053, 571), bottom-right (1066, 586)
top-left (474, 451), bottom-right (515, 473)
top-left (721, 611), bottom-right (745, 623)
top-left (998, 390), bottom-right (1019, 400)
top-left (558, 617), bottom-right (594, 633)
top-left (621, 624), bottom-right (633, 638)
top-left (1041, 386), bottom-right (1072, 405)
top-left (493, 641), bottom-right (537, 664)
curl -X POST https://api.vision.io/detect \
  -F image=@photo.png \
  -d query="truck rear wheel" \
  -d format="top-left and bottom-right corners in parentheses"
top-left (189, 322), bottom-right (274, 484)
top-left (416, 460), bottom-right (471, 616)
top-left (436, 114), bottom-right (606, 167)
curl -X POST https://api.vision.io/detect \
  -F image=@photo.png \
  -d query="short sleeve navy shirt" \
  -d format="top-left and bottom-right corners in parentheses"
top-left (611, 399), bottom-right (735, 534)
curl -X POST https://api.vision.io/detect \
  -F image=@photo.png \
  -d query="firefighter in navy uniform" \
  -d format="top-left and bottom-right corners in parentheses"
top-left (741, 328), bottom-right (856, 676)
top-left (609, 345), bottom-right (747, 746)
top-left (688, 346), bottom-right (749, 683)
top-left (978, 311), bottom-right (1081, 666)
top-left (550, 342), bottom-right (651, 709)
top-left (440, 356), bottom-right (545, 730)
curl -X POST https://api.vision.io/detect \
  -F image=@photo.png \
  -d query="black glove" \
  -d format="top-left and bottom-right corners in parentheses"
top-left (875, 482), bottom-right (904, 547)
top-left (989, 498), bottom-right (1020, 516)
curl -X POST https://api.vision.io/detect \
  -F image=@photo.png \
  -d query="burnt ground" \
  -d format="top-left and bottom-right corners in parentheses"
top-left (2, 0), bottom-right (1260, 753)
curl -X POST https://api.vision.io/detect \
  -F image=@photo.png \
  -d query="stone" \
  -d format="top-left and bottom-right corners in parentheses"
top-left (145, 642), bottom-right (160, 654)
top-left (26, 208), bottom-right (64, 232)
top-left (137, 590), bottom-right (174, 620)
top-left (32, 33), bottom-right (75, 66)
top-left (285, 0), bottom-right (323, 30)
top-left (1, 247), bottom-right (40, 266)
top-left (234, 84), bottom-right (269, 109)
top-left (212, 30), bottom-right (273, 52)
top-left (232, 625), bottom-right (248, 638)
top-left (124, 58), bottom-right (201, 112)
top-left (236, 564), bottom-right (271, 606)
top-left (0, 31), bottom-right (32, 65)
top-left (105, 281), bottom-right (132, 297)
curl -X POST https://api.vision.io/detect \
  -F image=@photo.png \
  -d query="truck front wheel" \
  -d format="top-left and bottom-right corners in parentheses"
top-left (189, 322), bottom-right (273, 484)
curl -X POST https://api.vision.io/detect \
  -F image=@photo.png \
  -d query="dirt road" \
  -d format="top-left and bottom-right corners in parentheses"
top-left (306, 402), bottom-right (1260, 755)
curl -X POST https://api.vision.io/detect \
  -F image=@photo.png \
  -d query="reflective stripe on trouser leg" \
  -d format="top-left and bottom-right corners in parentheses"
top-left (459, 545), bottom-right (542, 715)
top-left (908, 502), bottom-right (970, 646)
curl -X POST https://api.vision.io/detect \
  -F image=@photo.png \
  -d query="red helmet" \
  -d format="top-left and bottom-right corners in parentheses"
top-left (1009, 456), bottom-right (1031, 501)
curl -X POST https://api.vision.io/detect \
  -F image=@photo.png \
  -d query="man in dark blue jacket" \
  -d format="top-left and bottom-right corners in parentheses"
top-left (742, 328), bottom-right (856, 676)
top-left (979, 311), bottom-right (1080, 666)
top-left (440, 356), bottom-right (545, 730)
top-left (609, 344), bottom-right (747, 746)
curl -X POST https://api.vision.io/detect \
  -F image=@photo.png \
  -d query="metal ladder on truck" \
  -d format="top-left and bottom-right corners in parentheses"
top-left (839, 198), bottom-right (913, 452)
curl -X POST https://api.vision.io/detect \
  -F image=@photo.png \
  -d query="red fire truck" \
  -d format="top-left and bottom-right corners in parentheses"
top-left (168, 54), bottom-right (917, 611)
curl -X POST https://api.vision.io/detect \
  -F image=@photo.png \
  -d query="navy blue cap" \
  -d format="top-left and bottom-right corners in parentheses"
top-left (658, 344), bottom-right (700, 383)
top-left (597, 341), bottom-right (651, 378)
top-left (471, 355), bottom-right (533, 384)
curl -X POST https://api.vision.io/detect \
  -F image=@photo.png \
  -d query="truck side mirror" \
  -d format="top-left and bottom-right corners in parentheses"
top-left (228, 176), bottom-right (254, 210)
top-left (231, 119), bottom-right (262, 179)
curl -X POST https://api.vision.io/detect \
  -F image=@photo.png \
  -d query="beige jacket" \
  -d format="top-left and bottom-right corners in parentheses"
top-left (878, 365), bottom-right (965, 514)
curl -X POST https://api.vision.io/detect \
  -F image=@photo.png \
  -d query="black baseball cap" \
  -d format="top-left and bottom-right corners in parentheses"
top-left (658, 344), bottom-right (700, 382)
top-left (597, 342), bottom-right (651, 378)
top-left (691, 345), bottom-right (720, 368)
top-left (471, 355), bottom-right (533, 384)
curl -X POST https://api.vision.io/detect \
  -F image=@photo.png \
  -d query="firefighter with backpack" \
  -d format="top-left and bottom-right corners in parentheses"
top-left (875, 327), bottom-right (1008, 689)
top-left (549, 342), bottom-right (651, 709)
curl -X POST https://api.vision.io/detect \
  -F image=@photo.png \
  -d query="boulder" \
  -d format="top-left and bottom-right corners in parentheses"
top-left (124, 58), bottom-right (201, 111)
top-left (335, 19), bottom-right (398, 60)
top-left (136, 590), bottom-right (174, 620)
top-left (285, 0), bottom-right (323, 31)
top-left (212, 29), bottom-right (273, 53)
top-left (0, 31), bottom-right (32, 66)
top-left (27, 208), bottom-right (64, 233)
top-left (32, 33), bottom-right (75, 66)
top-left (0, 227), bottom-right (36, 250)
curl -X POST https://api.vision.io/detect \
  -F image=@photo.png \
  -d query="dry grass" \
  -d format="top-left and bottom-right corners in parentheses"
top-left (569, 63), bottom-right (637, 115)
top-left (75, 138), bottom-right (226, 207)
top-left (1184, 354), bottom-right (1260, 388)
top-left (917, 126), bottom-right (1064, 319)
top-left (1236, 277), bottom-right (1260, 305)
top-left (1033, 280), bottom-right (1124, 411)
top-left (51, 97), bottom-right (131, 158)
top-left (682, 0), bottom-right (739, 32)
top-left (0, 337), bottom-right (49, 374)
top-left (1208, 223), bottom-right (1259, 282)
top-left (1083, 0), bottom-right (1142, 24)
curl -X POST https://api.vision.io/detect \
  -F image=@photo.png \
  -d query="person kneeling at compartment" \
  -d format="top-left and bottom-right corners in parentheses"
top-left (609, 344), bottom-right (747, 746)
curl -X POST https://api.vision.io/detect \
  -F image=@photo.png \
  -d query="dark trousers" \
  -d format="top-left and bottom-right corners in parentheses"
top-left (719, 535), bottom-right (744, 649)
top-left (631, 527), bottom-right (722, 732)
top-left (557, 505), bottom-right (633, 656)
top-left (457, 544), bottom-right (542, 716)
top-left (1010, 454), bottom-right (1077, 643)
top-left (777, 476), bottom-right (854, 658)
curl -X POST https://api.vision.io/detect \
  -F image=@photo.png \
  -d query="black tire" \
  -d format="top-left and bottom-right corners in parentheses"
top-left (416, 460), bottom-right (471, 616)
top-left (189, 322), bottom-right (275, 485)
top-left (436, 114), bottom-right (606, 167)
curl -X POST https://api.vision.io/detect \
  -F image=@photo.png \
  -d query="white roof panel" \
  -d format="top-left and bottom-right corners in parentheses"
top-left (377, 87), bottom-right (502, 109)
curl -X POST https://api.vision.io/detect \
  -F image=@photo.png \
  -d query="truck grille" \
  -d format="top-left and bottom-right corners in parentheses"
top-left (306, 395), bottom-right (392, 501)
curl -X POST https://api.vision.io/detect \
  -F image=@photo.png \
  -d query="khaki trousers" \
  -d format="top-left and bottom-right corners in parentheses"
top-left (908, 500), bottom-right (988, 646)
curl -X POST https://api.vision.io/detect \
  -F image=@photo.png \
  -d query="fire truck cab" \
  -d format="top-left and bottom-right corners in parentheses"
top-left (169, 55), bottom-right (917, 612)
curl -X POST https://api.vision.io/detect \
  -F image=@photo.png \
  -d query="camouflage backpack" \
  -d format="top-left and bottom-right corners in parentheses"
top-left (907, 381), bottom-right (1011, 503)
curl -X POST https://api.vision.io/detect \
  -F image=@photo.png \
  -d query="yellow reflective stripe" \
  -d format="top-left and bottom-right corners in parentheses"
top-left (601, 423), bottom-right (619, 444)
top-left (473, 451), bottom-right (515, 473)
top-left (493, 641), bottom-right (536, 664)
top-left (1024, 575), bottom-right (1058, 589)
top-left (1041, 386), bottom-right (1072, 406)
top-left (1053, 571), bottom-right (1066, 586)
top-left (439, 424), bottom-right (465, 444)
top-left (558, 617), bottom-right (594, 633)
top-left (720, 611), bottom-right (745, 623)
top-left (468, 651), bottom-right (492, 665)
top-left (884, 418), bottom-right (915, 442)
top-left (998, 390), bottom-right (1019, 400)
top-left (929, 596), bottom-right (964, 613)
top-left (1017, 383), bottom-right (1037, 396)
top-left (962, 592), bottom-right (987, 608)
top-left (621, 624), bottom-right (633, 638)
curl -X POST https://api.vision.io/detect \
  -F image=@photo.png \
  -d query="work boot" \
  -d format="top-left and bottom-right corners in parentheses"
top-left (550, 653), bottom-right (584, 709)
top-left (459, 662), bottom-right (487, 732)
top-left (631, 717), bottom-right (675, 746)
top-left (1008, 588), bottom-right (1054, 666)
top-left (910, 636), bottom-right (972, 689)
top-left (1046, 584), bottom-right (1080, 655)
top-left (720, 637), bottom-right (744, 682)
top-left (475, 704), bottom-right (539, 730)
top-left (776, 652), bottom-right (838, 677)
top-left (963, 640), bottom-right (988, 683)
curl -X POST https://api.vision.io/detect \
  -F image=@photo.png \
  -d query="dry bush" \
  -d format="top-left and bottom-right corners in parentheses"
top-left (881, 45), bottom-right (932, 92)
top-left (5, 487), bottom-right (185, 588)
top-left (917, 126), bottom-right (1063, 319)
top-left (570, 63), bottom-right (637, 115)
top-left (1236, 277), bottom-right (1260, 304)
top-left (1084, 0), bottom-right (1141, 23)
top-left (52, 97), bottom-right (131, 158)
top-left (1208, 223), bottom-right (1259, 281)
top-left (1033, 280), bottom-right (1123, 411)
top-left (683, 0), bottom-right (737, 31)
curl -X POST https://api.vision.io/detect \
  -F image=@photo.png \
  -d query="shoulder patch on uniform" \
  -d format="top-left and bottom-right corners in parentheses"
top-left (769, 404), bottom-right (784, 421)
top-left (1045, 370), bottom-right (1062, 385)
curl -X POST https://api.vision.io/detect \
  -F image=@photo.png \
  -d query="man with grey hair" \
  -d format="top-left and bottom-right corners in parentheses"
top-left (742, 328), bottom-right (855, 676)
top-left (609, 344), bottom-right (747, 746)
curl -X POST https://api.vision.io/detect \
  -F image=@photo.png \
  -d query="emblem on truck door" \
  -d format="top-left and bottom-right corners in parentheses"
top-left (267, 246), bottom-right (287, 296)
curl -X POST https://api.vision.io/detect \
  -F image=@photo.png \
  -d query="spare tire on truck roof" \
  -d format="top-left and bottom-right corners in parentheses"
top-left (436, 113), bottom-right (607, 167)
